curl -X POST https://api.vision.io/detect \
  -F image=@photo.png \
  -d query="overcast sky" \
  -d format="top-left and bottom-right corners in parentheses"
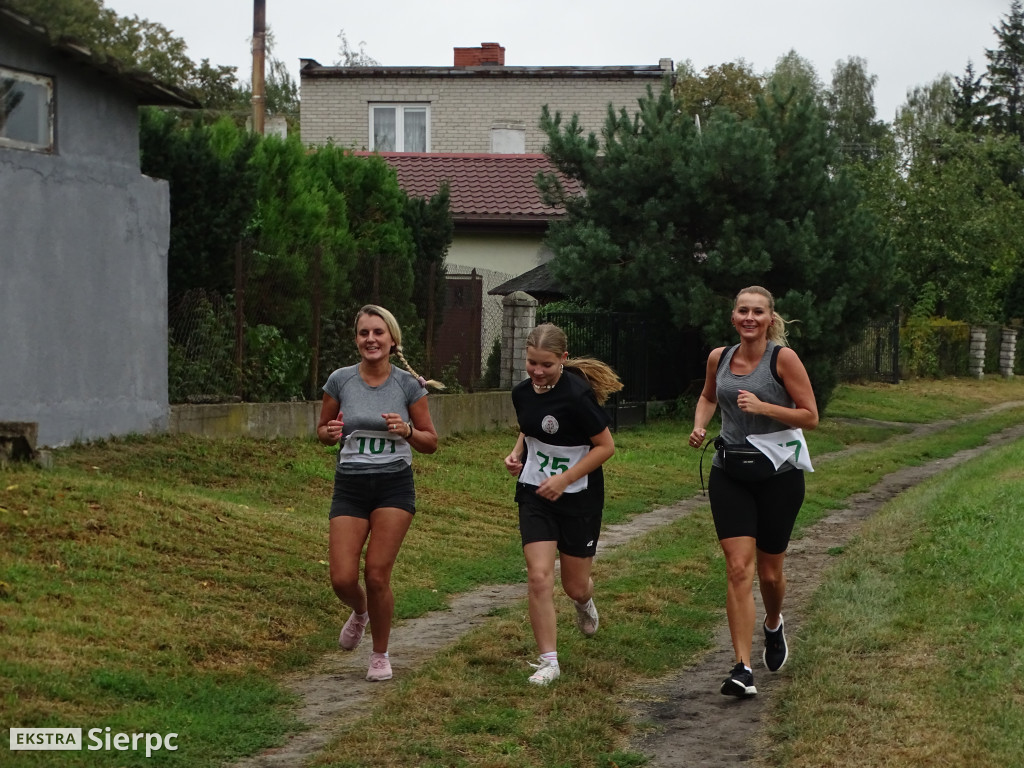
top-left (103, 0), bottom-right (1012, 122)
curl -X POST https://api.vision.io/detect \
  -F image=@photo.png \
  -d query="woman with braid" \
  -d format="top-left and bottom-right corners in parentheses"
top-left (317, 305), bottom-right (441, 682)
top-left (503, 323), bottom-right (622, 685)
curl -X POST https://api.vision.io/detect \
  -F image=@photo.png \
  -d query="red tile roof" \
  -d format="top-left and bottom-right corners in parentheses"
top-left (365, 153), bottom-right (583, 226)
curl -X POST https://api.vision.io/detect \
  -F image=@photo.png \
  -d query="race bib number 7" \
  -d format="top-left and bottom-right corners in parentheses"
top-left (520, 437), bottom-right (590, 493)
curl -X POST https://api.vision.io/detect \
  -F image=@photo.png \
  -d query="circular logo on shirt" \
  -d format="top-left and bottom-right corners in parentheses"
top-left (541, 415), bottom-right (559, 435)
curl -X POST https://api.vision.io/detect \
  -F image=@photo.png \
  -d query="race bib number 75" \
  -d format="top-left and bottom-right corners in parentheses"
top-left (520, 437), bottom-right (590, 493)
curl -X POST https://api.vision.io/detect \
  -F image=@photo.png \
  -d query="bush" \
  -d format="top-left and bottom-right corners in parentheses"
top-left (481, 338), bottom-right (502, 389)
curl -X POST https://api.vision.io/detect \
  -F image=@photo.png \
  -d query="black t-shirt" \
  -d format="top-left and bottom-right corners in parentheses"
top-left (511, 371), bottom-right (611, 515)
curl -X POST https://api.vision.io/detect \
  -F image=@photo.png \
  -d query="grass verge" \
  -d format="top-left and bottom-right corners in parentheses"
top-left (762, 437), bottom-right (1024, 768)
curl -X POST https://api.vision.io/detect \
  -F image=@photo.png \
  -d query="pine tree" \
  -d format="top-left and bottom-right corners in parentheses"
top-left (952, 61), bottom-right (989, 134)
top-left (986, 0), bottom-right (1024, 141)
top-left (539, 82), bottom-right (897, 409)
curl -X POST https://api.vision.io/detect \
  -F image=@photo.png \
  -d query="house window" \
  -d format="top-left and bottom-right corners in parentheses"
top-left (0, 66), bottom-right (54, 152)
top-left (370, 104), bottom-right (428, 152)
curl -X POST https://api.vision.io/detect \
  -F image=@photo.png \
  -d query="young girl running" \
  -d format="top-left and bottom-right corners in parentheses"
top-left (503, 323), bottom-right (622, 685)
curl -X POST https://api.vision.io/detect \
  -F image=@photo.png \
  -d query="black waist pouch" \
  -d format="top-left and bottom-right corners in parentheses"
top-left (714, 436), bottom-right (776, 482)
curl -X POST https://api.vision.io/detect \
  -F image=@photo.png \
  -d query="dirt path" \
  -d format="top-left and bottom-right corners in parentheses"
top-left (233, 408), bottom-right (1024, 768)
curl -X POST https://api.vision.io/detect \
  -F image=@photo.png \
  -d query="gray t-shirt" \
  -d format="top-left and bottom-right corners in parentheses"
top-left (322, 364), bottom-right (426, 475)
top-left (714, 342), bottom-right (795, 470)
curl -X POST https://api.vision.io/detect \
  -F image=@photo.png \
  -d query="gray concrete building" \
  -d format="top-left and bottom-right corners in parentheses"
top-left (0, 7), bottom-right (195, 447)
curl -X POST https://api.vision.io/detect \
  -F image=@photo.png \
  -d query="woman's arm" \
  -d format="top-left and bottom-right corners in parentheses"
top-left (504, 432), bottom-right (526, 477)
top-left (690, 348), bottom-right (723, 447)
top-left (736, 347), bottom-right (819, 430)
top-left (535, 427), bottom-right (615, 501)
top-left (316, 393), bottom-right (342, 446)
top-left (404, 396), bottom-right (438, 454)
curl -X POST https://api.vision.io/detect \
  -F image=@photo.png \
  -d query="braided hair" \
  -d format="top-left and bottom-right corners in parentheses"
top-left (354, 305), bottom-right (445, 390)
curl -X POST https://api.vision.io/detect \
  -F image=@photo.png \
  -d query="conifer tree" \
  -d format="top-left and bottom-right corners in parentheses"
top-left (539, 83), bottom-right (896, 409)
top-left (986, 0), bottom-right (1024, 141)
top-left (952, 61), bottom-right (990, 134)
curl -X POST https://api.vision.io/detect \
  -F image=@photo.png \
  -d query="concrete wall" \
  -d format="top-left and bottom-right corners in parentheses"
top-left (301, 72), bottom-right (665, 152)
top-left (0, 27), bottom-right (170, 447)
top-left (168, 392), bottom-right (519, 441)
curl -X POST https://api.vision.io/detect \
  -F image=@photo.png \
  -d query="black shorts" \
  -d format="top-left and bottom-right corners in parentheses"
top-left (518, 493), bottom-right (602, 558)
top-left (329, 465), bottom-right (416, 519)
top-left (708, 465), bottom-right (804, 554)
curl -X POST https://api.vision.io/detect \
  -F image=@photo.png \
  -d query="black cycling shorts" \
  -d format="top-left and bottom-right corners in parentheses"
top-left (708, 465), bottom-right (804, 554)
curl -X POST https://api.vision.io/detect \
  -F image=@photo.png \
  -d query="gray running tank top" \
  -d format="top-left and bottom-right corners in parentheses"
top-left (714, 342), bottom-right (795, 467)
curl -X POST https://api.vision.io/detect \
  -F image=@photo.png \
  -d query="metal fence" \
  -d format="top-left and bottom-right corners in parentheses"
top-left (538, 310), bottom-right (649, 430)
top-left (836, 310), bottom-right (901, 384)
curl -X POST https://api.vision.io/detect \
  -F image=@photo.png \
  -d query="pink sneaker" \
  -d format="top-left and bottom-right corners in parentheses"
top-left (338, 611), bottom-right (368, 651)
top-left (366, 652), bottom-right (393, 681)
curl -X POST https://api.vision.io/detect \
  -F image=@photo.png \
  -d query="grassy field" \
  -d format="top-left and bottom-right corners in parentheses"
top-left (2, 377), bottom-right (1024, 766)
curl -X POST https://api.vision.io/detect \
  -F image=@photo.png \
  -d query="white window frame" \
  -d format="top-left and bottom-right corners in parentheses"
top-left (369, 103), bottom-right (429, 152)
top-left (0, 66), bottom-right (54, 153)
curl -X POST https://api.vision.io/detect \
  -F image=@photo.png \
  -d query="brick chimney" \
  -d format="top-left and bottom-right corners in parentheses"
top-left (454, 42), bottom-right (505, 67)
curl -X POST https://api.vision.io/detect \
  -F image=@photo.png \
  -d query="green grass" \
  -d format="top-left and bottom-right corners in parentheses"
top-left (762, 438), bottom-right (1024, 768)
top-left (3, 377), bottom-right (1024, 766)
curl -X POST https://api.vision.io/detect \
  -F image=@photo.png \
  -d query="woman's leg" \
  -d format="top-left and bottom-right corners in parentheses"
top-left (558, 553), bottom-right (594, 604)
top-left (362, 507), bottom-right (414, 654)
top-left (757, 550), bottom-right (787, 630)
top-left (754, 469), bottom-right (803, 631)
top-left (328, 515), bottom-right (371, 612)
top-left (523, 540), bottom-right (559, 653)
top-left (720, 535), bottom-right (757, 666)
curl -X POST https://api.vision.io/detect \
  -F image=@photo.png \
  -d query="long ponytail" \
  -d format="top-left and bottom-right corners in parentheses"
top-left (526, 324), bottom-right (623, 405)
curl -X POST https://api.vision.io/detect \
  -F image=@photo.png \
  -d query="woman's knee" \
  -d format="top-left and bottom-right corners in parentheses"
top-left (330, 570), bottom-right (360, 597)
top-left (723, 549), bottom-right (756, 586)
top-left (363, 563), bottom-right (394, 595)
top-left (527, 567), bottom-right (555, 596)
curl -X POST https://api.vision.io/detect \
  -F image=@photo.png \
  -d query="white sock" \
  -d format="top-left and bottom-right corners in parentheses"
top-left (540, 651), bottom-right (558, 666)
top-left (765, 615), bottom-right (783, 633)
top-left (575, 597), bottom-right (594, 610)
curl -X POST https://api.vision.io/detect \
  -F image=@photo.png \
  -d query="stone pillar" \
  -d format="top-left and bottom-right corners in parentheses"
top-left (969, 326), bottom-right (987, 379)
top-left (1000, 327), bottom-right (1018, 378)
top-left (500, 292), bottom-right (538, 390)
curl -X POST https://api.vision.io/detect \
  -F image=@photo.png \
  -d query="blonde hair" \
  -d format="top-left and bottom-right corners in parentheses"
top-left (735, 286), bottom-right (790, 347)
top-left (354, 305), bottom-right (445, 390)
top-left (526, 323), bottom-right (624, 405)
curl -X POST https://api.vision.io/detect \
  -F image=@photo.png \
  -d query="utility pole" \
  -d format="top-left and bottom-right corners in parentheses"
top-left (251, 0), bottom-right (266, 135)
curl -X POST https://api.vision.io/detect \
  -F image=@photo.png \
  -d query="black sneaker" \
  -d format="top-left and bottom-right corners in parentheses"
top-left (720, 662), bottom-right (757, 697)
top-left (763, 615), bottom-right (788, 672)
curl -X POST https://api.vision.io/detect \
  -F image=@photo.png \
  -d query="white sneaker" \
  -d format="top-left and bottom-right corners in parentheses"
top-left (574, 598), bottom-right (599, 637)
top-left (527, 657), bottom-right (560, 685)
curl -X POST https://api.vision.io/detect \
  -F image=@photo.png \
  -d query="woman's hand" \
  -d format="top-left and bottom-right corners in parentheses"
top-left (689, 427), bottom-right (707, 448)
top-left (736, 389), bottom-right (764, 414)
top-left (536, 472), bottom-right (570, 501)
top-left (382, 413), bottom-right (410, 438)
top-left (324, 417), bottom-right (344, 443)
top-left (504, 452), bottom-right (523, 477)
